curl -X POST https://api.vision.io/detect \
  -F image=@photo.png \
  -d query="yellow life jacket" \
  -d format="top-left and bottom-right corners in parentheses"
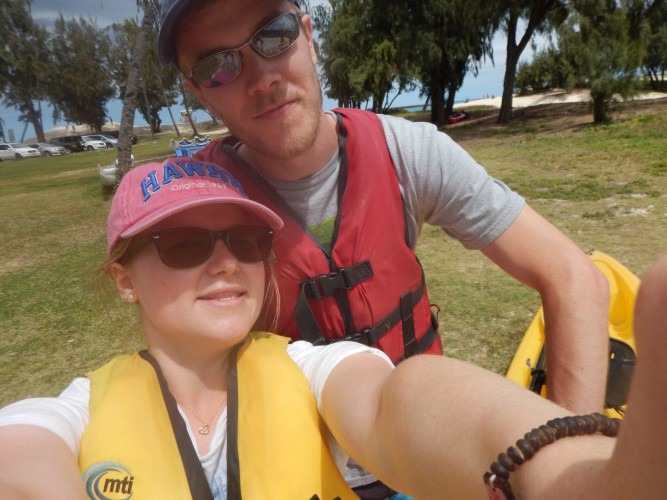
top-left (79, 332), bottom-right (357, 500)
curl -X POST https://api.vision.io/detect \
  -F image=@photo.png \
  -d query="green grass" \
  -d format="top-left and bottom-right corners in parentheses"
top-left (2, 100), bottom-right (667, 406)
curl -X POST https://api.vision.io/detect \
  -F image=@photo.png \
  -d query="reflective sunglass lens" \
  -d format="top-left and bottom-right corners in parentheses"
top-left (194, 51), bottom-right (241, 89)
top-left (252, 14), bottom-right (300, 56)
top-left (192, 13), bottom-right (300, 88)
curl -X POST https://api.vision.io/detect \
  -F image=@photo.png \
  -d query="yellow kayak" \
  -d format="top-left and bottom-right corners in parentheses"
top-left (505, 250), bottom-right (638, 418)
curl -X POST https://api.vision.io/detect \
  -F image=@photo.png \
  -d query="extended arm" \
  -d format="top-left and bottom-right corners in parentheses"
top-left (0, 426), bottom-right (86, 499)
top-left (322, 352), bottom-right (618, 499)
top-left (481, 204), bottom-right (609, 413)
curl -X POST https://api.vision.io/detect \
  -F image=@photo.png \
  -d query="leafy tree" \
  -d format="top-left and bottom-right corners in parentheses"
top-left (48, 16), bottom-right (115, 131)
top-left (515, 47), bottom-right (578, 93)
top-left (408, 0), bottom-right (500, 125)
top-left (0, 0), bottom-right (51, 142)
top-left (312, 0), bottom-right (418, 112)
top-left (314, 0), bottom-right (497, 125)
top-left (109, 17), bottom-right (179, 135)
top-left (558, 0), bottom-right (648, 123)
top-left (643, 0), bottom-right (667, 89)
top-left (497, 0), bottom-right (569, 124)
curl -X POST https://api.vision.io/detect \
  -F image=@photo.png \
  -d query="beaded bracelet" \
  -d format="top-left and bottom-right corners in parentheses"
top-left (483, 413), bottom-right (620, 500)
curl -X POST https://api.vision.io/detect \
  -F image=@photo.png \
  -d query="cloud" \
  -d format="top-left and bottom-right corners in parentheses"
top-left (30, 0), bottom-right (141, 29)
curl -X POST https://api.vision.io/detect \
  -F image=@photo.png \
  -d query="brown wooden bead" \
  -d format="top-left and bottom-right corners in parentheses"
top-left (507, 446), bottom-right (525, 465)
top-left (581, 414), bottom-right (597, 434)
top-left (491, 461), bottom-right (510, 480)
top-left (498, 452), bottom-right (516, 472)
top-left (547, 418), bottom-right (568, 438)
top-left (563, 416), bottom-right (580, 436)
top-left (516, 438), bottom-right (535, 459)
top-left (525, 430), bottom-right (543, 451)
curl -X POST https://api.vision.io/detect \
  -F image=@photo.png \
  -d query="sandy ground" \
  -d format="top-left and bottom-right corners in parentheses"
top-left (454, 88), bottom-right (667, 109)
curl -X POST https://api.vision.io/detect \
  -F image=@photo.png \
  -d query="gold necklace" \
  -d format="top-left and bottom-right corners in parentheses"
top-left (176, 397), bottom-right (226, 435)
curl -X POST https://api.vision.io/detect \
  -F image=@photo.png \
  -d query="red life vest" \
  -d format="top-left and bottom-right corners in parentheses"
top-left (198, 108), bottom-right (443, 363)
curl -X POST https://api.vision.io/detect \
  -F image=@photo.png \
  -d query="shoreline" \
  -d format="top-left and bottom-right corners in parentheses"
top-left (35, 89), bottom-right (667, 141)
top-left (401, 89), bottom-right (667, 111)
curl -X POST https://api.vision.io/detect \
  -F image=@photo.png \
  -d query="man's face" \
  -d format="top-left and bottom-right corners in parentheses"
top-left (176, 0), bottom-right (324, 162)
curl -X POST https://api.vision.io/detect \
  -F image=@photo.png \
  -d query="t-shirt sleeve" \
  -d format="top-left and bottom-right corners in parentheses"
top-left (287, 341), bottom-right (393, 413)
top-left (0, 377), bottom-right (90, 455)
top-left (378, 113), bottom-right (525, 250)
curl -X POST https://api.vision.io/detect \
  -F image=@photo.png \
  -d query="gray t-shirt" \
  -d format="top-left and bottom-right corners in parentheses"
top-left (266, 112), bottom-right (524, 250)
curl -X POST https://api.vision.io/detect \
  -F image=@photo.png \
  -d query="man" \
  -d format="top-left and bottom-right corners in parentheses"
top-left (158, 0), bottom-right (608, 415)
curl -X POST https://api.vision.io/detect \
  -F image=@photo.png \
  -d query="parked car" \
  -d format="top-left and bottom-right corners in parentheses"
top-left (0, 142), bottom-right (41, 161)
top-left (83, 134), bottom-right (118, 148)
top-left (105, 130), bottom-right (139, 145)
top-left (50, 135), bottom-right (86, 153)
top-left (80, 136), bottom-right (108, 151)
top-left (29, 142), bottom-right (68, 156)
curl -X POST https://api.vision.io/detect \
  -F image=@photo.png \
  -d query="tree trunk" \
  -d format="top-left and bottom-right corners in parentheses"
top-left (498, 49), bottom-right (519, 124)
top-left (179, 78), bottom-right (199, 136)
top-left (26, 101), bottom-right (45, 142)
top-left (116, 1), bottom-right (154, 180)
top-left (592, 94), bottom-right (610, 124)
top-left (498, 1), bottom-right (559, 125)
top-left (498, 11), bottom-right (520, 125)
top-left (445, 81), bottom-right (457, 118)
top-left (429, 68), bottom-right (446, 126)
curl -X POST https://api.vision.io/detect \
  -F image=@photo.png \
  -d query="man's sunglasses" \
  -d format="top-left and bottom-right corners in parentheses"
top-left (127, 226), bottom-right (274, 269)
top-left (186, 12), bottom-right (302, 89)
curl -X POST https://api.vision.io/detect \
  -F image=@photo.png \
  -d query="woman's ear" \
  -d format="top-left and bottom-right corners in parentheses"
top-left (111, 262), bottom-right (138, 303)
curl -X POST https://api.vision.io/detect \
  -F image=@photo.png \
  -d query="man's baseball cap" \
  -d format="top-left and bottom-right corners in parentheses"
top-left (107, 158), bottom-right (283, 254)
top-left (158, 0), bottom-right (301, 66)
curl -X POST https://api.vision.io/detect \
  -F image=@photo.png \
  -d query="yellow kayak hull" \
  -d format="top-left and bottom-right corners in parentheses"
top-left (505, 250), bottom-right (639, 418)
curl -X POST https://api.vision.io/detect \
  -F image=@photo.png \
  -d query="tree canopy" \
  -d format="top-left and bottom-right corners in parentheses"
top-left (0, 0), bottom-right (51, 141)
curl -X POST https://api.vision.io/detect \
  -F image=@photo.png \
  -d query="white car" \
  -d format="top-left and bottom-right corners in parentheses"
top-left (0, 142), bottom-right (41, 161)
top-left (29, 142), bottom-right (68, 156)
top-left (80, 136), bottom-right (108, 151)
top-left (85, 134), bottom-right (118, 147)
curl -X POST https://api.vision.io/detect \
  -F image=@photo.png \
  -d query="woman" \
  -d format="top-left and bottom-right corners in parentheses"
top-left (0, 157), bottom-right (664, 499)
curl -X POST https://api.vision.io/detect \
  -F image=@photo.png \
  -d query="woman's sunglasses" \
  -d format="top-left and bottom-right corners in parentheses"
top-left (127, 226), bottom-right (274, 269)
top-left (186, 11), bottom-right (302, 89)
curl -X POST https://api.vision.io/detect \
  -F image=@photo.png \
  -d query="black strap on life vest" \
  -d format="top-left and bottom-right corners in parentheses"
top-left (302, 260), bottom-right (374, 300)
top-left (296, 267), bottom-right (439, 363)
top-left (226, 342), bottom-right (244, 500)
top-left (138, 351), bottom-right (214, 500)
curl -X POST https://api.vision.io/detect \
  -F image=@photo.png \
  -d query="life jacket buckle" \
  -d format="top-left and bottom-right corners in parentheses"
top-left (302, 261), bottom-right (374, 300)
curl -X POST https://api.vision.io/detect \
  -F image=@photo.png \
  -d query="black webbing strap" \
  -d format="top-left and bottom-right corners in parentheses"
top-left (226, 343), bottom-right (244, 500)
top-left (138, 351), bottom-right (214, 500)
top-left (296, 270), bottom-right (439, 363)
top-left (392, 312), bottom-right (440, 364)
top-left (400, 291), bottom-right (418, 358)
top-left (294, 283), bottom-right (328, 345)
top-left (329, 273), bottom-right (427, 348)
top-left (302, 260), bottom-right (374, 300)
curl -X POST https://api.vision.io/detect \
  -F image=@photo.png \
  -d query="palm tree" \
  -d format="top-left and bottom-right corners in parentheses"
top-left (116, 0), bottom-right (156, 180)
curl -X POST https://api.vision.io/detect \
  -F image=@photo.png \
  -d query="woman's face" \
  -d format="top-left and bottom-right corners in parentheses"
top-left (112, 204), bottom-right (267, 356)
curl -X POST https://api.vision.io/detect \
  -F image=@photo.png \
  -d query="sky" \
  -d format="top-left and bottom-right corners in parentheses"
top-left (1, 0), bottom-right (532, 142)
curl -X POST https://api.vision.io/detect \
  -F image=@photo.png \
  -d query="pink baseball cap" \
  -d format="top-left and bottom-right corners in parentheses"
top-left (107, 158), bottom-right (283, 254)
